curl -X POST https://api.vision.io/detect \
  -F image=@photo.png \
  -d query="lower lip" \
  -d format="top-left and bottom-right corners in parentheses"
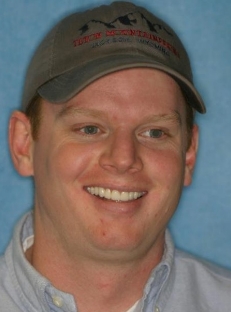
top-left (89, 193), bottom-right (145, 215)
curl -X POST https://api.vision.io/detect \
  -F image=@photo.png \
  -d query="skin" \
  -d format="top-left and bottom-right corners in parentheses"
top-left (9, 68), bottom-right (198, 312)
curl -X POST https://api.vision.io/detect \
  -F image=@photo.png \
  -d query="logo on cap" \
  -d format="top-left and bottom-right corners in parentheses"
top-left (73, 11), bottom-right (180, 58)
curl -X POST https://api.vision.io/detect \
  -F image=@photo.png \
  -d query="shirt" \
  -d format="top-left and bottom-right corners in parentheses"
top-left (0, 211), bottom-right (231, 312)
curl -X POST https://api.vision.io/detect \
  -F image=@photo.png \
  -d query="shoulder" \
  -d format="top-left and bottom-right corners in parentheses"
top-left (0, 252), bottom-right (23, 311)
top-left (175, 248), bottom-right (231, 285)
top-left (0, 253), bottom-right (11, 290)
top-left (170, 249), bottom-right (231, 311)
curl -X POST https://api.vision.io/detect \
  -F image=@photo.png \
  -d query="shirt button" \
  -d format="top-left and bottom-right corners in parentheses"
top-left (52, 296), bottom-right (63, 308)
top-left (155, 307), bottom-right (160, 312)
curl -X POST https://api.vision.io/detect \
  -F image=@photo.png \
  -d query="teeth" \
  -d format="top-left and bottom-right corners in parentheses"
top-left (87, 187), bottom-right (144, 202)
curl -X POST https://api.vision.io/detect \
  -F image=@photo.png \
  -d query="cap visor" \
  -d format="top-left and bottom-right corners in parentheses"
top-left (38, 54), bottom-right (206, 113)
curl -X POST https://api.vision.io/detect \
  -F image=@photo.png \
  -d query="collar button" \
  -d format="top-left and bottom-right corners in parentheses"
top-left (52, 296), bottom-right (63, 308)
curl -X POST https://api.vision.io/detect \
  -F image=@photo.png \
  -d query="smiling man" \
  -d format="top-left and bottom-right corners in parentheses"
top-left (1, 2), bottom-right (231, 312)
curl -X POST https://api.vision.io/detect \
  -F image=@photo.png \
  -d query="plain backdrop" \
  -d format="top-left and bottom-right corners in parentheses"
top-left (0, 0), bottom-right (231, 269)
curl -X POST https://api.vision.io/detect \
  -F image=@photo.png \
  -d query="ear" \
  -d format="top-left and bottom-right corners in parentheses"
top-left (9, 111), bottom-right (34, 176)
top-left (184, 124), bottom-right (199, 186)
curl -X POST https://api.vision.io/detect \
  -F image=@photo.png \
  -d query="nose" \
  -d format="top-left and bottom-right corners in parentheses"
top-left (99, 130), bottom-right (143, 174)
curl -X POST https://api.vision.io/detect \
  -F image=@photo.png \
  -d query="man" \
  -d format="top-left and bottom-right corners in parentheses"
top-left (1, 1), bottom-right (231, 311)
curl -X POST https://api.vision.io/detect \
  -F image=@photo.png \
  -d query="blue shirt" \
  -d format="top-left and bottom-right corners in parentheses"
top-left (1, 211), bottom-right (231, 311)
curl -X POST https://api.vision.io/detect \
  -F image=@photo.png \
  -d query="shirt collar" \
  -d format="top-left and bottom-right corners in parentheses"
top-left (5, 212), bottom-right (76, 312)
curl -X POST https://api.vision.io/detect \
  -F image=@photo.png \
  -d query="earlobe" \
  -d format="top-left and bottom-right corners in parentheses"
top-left (184, 124), bottom-right (199, 186)
top-left (9, 111), bottom-right (34, 176)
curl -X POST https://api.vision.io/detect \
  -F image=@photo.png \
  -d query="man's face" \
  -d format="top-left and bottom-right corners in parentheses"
top-left (28, 68), bottom-right (197, 262)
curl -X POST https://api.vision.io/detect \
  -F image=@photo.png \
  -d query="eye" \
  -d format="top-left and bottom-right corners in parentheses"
top-left (142, 129), bottom-right (164, 138)
top-left (80, 125), bottom-right (99, 135)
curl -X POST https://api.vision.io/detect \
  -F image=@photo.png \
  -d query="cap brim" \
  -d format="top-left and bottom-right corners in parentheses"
top-left (38, 54), bottom-right (206, 113)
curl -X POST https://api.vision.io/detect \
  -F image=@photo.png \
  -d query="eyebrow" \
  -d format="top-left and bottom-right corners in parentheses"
top-left (142, 111), bottom-right (182, 125)
top-left (56, 105), bottom-right (182, 125)
top-left (56, 105), bottom-right (107, 120)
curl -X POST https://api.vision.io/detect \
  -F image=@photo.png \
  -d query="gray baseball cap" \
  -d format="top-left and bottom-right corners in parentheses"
top-left (22, 1), bottom-right (206, 113)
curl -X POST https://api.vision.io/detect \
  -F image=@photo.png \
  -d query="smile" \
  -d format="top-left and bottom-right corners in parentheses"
top-left (86, 187), bottom-right (145, 202)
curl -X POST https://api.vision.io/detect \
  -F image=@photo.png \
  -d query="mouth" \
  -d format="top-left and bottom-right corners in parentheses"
top-left (86, 186), bottom-right (146, 202)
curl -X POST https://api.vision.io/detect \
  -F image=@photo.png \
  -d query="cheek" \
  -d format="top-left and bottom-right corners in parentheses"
top-left (52, 143), bottom-right (99, 182)
top-left (32, 140), bottom-right (96, 195)
top-left (146, 146), bottom-right (185, 181)
top-left (146, 148), bottom-right (186, 215)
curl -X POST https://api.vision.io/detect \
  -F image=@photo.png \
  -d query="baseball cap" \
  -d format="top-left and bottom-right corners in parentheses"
top-left (22, 1), bottom-right (206, 113)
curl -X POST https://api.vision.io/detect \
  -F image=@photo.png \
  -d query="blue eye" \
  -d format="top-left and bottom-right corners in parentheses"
top-left (81, 126), bottom-right (99, 135)
top-left (142, 129), bottom-right (164, 138)
top-left (149, 129), bottom-right (163, 138)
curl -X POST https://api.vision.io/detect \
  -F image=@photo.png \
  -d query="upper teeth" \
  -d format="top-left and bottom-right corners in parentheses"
top-left (87, 187), bottom-right (144, 202)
